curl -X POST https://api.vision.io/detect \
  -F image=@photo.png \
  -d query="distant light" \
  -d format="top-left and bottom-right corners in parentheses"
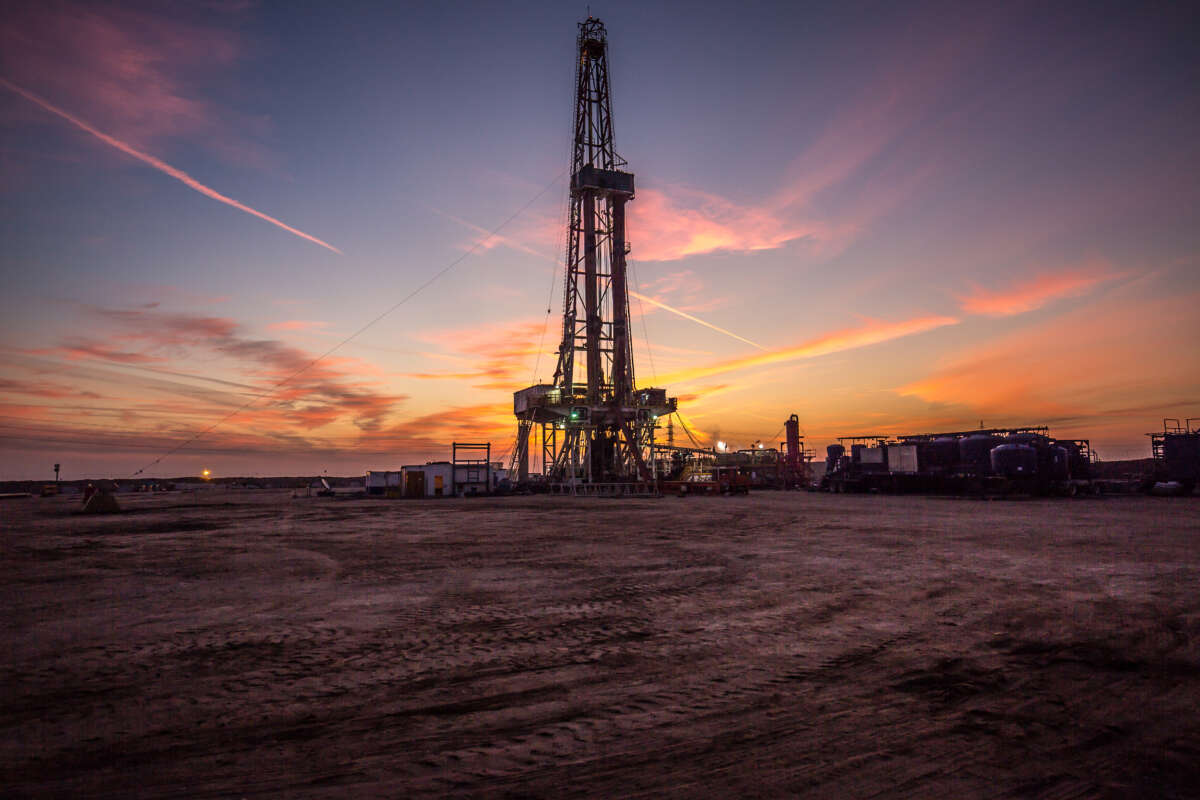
top-left (757, 443), bottom-right (764, 449)
top-left (202, 469), bottom-right (211, 478)
top-left (717, 441), bottom-right (726, 452)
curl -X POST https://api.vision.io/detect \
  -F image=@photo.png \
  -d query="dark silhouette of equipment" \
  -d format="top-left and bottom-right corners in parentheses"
top-left (821, 426), bottom-right (1097, 496)
top-left (513, 18), bottom-right (675, 493)
top-left (780, 414), bottom-right (807, 488)
top-left (1146, 418), bottom-right (1199, 496)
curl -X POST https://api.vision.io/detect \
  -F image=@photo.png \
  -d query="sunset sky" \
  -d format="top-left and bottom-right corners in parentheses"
top-left (1, 0), bottom-right (1197, 480)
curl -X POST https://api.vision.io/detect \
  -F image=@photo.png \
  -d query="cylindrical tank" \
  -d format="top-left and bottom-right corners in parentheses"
top-left (826, 443), bottom-right (845, 468)
top-left (990, 444), bottom-right (1038, 478)
top-left (914, 441), bottom-right (937, 470)
top-left (1057, 440), bottom-right (1090, 480)
top-left (930, 437), bottom-right (960, 470)
top-left (959, 434), bottom-right (1000, 475)
top-left (1046, 445), bottom-right (1070, 481)
top-left (785, 414), bottom-right (801, 468)
top-left (1007, 432), bottom-right (1046, 447)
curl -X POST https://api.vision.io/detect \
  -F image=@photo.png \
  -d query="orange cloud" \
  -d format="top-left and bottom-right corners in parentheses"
top-left (655, 315), bottom-right (960, 386)
top-left (410, 318), bottom-right (548, 389)
top-left (42, 340), bottom-right (164, 364)
top-left (30, 307), bottom-right (405, 434)
top-left (0, 79), bottom-right (341, 254)
top-left (0, 378), bottom-right (102, 401)
top-left (959, 261), bottom-right (1123, 316)
top-left (898, 291), bottom-right (1200, 451)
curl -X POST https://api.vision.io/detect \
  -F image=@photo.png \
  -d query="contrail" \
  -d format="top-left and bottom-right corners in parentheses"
top-left (629, 291), bottom-right (767, 351)
top-left (431, 208), bottom-right (554, 263)
top-left (434, 210), bottom-right (765, 351)
top-left (1, 78), bottom-right (341, 254)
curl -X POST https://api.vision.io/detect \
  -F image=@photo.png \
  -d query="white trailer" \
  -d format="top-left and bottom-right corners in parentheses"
top-left (364, 470), bottom-right (402, 495)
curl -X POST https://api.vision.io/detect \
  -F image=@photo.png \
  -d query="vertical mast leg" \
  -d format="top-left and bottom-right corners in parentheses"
top-left (583, 192), bottom-right (600, 402)
top-left (610, 194), bottom-right (630, 401)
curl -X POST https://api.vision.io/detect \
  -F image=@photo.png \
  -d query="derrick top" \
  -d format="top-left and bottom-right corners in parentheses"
top-left (579, 17), bottom-right (607, 45)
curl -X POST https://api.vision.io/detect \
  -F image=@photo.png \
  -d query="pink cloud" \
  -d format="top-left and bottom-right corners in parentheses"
top-left (629, 185), bottom-right (841, 262)
top-left (636, 268), bottom-right (728, 313)
top-left (267, 320), bottom-right (330, 332)
top-left (618, 12), bottom-right (988, 264)
top-left (438, 26), bottom-right (963, 268)
top-left (959, 261), bottom-right (1124, 316)
top-left (0, 2), bottom-right (268, 168)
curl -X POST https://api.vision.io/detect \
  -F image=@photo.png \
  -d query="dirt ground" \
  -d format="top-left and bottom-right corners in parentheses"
top-left (2, 490), bottom-right (1198, 798)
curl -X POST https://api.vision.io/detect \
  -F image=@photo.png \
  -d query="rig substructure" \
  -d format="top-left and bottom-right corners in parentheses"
top-left (513, 17), bottom-right (676, 492)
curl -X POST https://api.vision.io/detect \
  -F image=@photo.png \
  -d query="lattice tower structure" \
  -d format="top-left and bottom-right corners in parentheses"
top-left (513, 17), bottom-right (676, 487)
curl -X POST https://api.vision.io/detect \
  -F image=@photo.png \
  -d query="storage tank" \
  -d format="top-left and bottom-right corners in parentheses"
top-left (785, 414), bottom-right (801, 469)
top-left (930, 437), bottom-right (960, 470)
top-left (959, 434), bottom-right (1000, 475)
top-left (826, 443), bottom-right (845, 469)
top-left (1006, 432), bottom-right (1046, 447)
top-left (1164, 433), bottom-right (1200, 482)
top-left (990, 444), bottom-right (1038, 478)
top-left (1046, 445), bottom-right (1070, 481)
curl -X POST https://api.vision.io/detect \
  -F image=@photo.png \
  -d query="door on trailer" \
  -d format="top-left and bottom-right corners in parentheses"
top-left (406, 472), bottom-right (425, 498)
top-left (434, 475), bottom-right (444, 497)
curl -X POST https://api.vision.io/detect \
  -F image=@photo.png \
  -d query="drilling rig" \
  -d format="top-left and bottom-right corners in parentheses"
top-left (513, 17), bottom-right (676, 492)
